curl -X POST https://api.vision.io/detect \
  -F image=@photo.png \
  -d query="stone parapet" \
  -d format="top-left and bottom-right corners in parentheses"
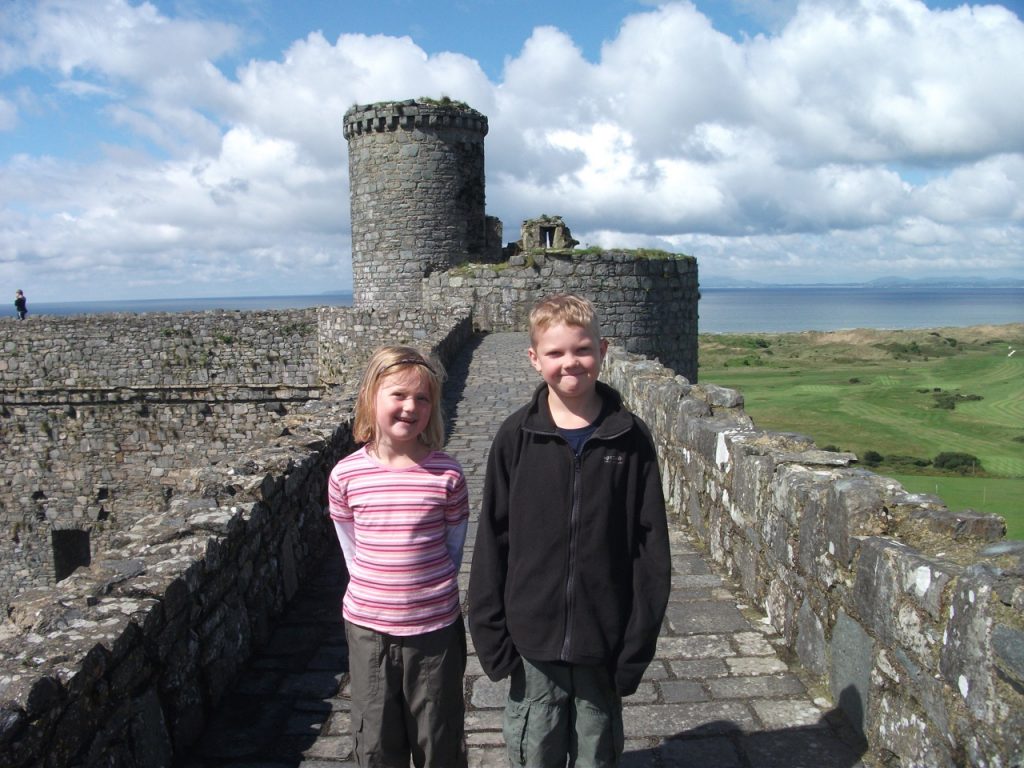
top-left (0, 314), bottom-right (472, 766)
top-left (0, 307), bottom-right (471, 613)
top-left (601, 347), bottom-right (1023, 768)
top-left (0, 310), bottom-right (319, 391)
top-left (317, 306), bottom-right (472, 391)
top-left (0, 396), bottom-right (354, 766)
top-left (424, 250), bottom-right (700, 382)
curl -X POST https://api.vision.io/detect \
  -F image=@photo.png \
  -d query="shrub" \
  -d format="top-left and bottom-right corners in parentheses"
top-left (862, 450), bottom-right (884, 466)
top-left (933, 452), bottom-right (983, 473)
top-left (887, 454), bottom-right (932, 469)
top-left (932, 392), bottom-right (983, 410)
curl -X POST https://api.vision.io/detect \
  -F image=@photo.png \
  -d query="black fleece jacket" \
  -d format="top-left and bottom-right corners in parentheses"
top-left (467, 380), bottom-right (671, 696)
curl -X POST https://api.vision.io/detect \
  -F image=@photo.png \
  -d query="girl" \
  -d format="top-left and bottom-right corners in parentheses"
top-left (328, 345), bottom-right (469, 768)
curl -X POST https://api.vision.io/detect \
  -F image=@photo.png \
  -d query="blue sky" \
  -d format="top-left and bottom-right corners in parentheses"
top-left (1, 0), bottom-right (1023, 302)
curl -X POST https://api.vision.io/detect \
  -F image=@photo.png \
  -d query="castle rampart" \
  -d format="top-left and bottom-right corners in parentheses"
top-left (0, 308), bottom-right (471, 609)
top-left (601, 348), bottom-right (1023, 768)
top-left (0, 310), bottom-right (320, 392)
top-left (1, 91), bottom-right (1019, 766)
top-left (0, 309), bottom-right (473, 766)
top-left (423, 248), bottom-right (699, 381)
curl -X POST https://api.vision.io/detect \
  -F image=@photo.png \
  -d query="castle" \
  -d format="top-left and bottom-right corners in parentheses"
top-left (343, 98), bottom-right (699, 380)
top-left (0, 99), bottom-right (1019, 767)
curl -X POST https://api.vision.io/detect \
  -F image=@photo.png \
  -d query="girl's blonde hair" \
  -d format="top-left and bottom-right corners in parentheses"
top-left (353, 345), bottom-right (446, 450)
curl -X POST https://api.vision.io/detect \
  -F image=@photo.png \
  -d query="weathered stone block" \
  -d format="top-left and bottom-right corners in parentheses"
top-left (830, 610), bottom-right (873, 737)
top-left (907, 507), bottom-right (1006, 542)
top-left (825, 473), bottom-right (890, 567)
top-left (731, 451), bottom-right (772, 530)
top-left (854, 537), bottom-right (957, 664)
top-left (940, 564), bottom-right (998, 723)
top-left (796, 595), bottom-right (828, 677)
top-left (872, 686), bottom-right (954, 768)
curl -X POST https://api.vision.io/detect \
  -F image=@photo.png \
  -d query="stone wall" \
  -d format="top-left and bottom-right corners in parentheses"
top-left (0, 309), bottom-right (472, 767)
top-left (317, 306), bottom-right (473, 392)
top-left (0, 310), bottom-right (320, 392)
top-left (423, 249), bottom-right (700, 382)
top-left (601, 348), bottom-right (1023, 768)
top-left (0, 308), bottom-right (471, 609)
top-left (0, 310), bottom-right (322, 609)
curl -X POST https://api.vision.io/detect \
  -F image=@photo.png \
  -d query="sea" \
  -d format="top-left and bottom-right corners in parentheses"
top-left (16, 286), bottom-right (1024, 334)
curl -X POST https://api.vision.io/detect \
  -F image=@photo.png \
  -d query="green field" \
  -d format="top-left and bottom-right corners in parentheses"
top-left (698, 324), bottom-right (1024, 540)
top-left (889, 475), bottom-right (1023, 540)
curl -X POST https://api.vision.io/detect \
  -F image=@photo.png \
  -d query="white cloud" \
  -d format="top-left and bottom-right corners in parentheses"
top-left (1, 0), bottom-right (1022, 300)
top-left (0, 95), bottom-right (16, 130)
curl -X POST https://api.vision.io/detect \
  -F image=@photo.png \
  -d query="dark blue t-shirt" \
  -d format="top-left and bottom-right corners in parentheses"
top-left (558, 423), bottom-right (597, 456)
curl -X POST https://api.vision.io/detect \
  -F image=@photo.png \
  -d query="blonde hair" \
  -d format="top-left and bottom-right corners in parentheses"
top-left (529, 294), bottom-right (602, 347)
top-left (353, 345), bottom-right (446, 450)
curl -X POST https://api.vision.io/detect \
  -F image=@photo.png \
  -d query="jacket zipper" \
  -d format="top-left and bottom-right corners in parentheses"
top-left (560, 448), bottom-right (583, 660)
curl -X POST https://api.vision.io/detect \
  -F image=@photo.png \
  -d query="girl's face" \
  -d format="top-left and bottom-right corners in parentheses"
top-left (372, 367), bottom-right (433, 449)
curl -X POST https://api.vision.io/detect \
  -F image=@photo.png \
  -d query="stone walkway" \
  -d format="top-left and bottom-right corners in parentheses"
top-left (179, 332), bottom-right (868, 767)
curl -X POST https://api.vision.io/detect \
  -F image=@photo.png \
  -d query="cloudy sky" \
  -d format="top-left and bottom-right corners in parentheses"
top-left (1, 0), bottom-right (1022, 302)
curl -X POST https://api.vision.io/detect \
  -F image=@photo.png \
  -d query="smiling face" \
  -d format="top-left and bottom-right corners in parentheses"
top-left (528, 321), bottom-right (608, 405)
top-left (372, 367), bottom-right (433, 451)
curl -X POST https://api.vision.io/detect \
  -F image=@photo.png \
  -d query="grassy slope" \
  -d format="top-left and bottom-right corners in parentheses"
top-left (698, 323), bottom-right (1024, 539)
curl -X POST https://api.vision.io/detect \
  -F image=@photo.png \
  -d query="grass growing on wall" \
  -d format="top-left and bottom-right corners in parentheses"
top-left (698, 323), bottom-right (1024, 539)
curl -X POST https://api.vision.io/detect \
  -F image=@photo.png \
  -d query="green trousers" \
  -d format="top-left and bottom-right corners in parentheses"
top-left (346, 617), bottom-right (467, 768)
top-left (503, 657), bottom-right (624, 768)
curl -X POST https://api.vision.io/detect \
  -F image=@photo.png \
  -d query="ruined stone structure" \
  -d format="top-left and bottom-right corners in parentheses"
top-left (0, 98), bottom-right (1019, 767)
top-left (423, 249), bottom-right (698, 381)
top-left (344, 99), bottom-right (497, 311)
top-left (344, 98), bottom-right (699, 382)
top-left (517, 214), bottom-right (578, 251)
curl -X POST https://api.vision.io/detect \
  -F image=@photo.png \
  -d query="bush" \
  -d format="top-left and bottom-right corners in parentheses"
top-left (933, 452), bottom-right (983, 473)
top-left (932, 392), bottom-right (983, 410)
top-left (862, 450), bottom-right (884, 466)
top-left (887, 454), bottom-right (932, 469)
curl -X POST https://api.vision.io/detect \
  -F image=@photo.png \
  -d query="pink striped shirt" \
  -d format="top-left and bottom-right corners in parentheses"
top-left (328, 447), bottom-right (469, 635)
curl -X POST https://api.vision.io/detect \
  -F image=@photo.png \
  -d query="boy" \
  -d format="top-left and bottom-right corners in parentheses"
top-left (468, 294), bottom-right (671, 767)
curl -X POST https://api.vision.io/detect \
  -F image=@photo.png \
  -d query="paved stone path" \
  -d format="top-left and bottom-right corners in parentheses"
top-left (179, 332), bottom-right (868, 767)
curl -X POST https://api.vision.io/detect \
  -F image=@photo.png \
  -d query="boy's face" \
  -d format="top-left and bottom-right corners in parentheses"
top-left (528, 322), bottom-right (608, 403)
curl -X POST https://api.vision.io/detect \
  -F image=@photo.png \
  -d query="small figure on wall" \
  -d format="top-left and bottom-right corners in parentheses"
top-left (14, 289), bottom-right (27, 320)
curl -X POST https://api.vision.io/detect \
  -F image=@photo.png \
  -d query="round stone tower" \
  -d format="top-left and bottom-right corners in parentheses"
top-left (343, 99), bottom-right (489, 310)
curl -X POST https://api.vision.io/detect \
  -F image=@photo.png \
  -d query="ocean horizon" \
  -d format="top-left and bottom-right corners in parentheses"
top-left (13, 285), bottom-right (1023, 334)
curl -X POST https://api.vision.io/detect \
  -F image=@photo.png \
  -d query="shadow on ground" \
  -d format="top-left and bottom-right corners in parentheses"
top-left (622, 687), bottom-right (869, 768)
top-left (176, 545), bottom-right (351, 767)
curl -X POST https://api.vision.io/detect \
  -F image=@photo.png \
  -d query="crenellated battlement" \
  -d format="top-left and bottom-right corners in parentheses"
top-left (342, 99), bottom-right (488, 139)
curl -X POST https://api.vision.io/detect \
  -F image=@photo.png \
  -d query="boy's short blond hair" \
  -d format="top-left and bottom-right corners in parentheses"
top-left (528, 294), bottom-right (602, 347)
top-left (353, 345), bottom-right (446, 450)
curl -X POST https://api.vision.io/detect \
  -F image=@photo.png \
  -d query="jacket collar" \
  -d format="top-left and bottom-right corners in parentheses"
top-left (522, 380), bottom-right (632, 439)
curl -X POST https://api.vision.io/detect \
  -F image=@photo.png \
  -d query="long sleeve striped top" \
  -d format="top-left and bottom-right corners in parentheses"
top-left (328, 447), bottom-right (469, 635)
